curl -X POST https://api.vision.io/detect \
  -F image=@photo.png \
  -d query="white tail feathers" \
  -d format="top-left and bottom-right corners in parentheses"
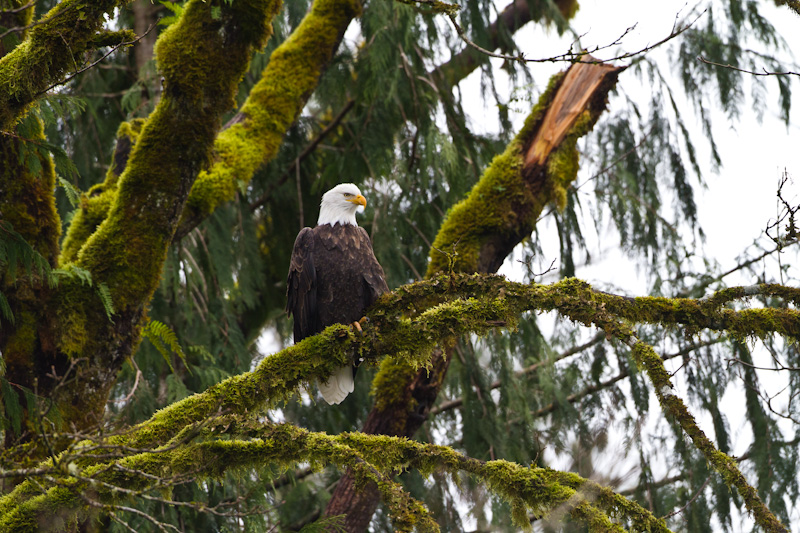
top-left (318, 366), bottom-right (354, 405)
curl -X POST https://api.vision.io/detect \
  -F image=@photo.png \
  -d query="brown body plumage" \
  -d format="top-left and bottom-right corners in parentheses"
top-left (286, 183), bottom-right (388, 404)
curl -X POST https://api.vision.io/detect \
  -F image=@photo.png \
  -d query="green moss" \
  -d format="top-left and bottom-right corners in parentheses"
top-left (181, 0), bottom-right (361, 230)
top-left (372, 356), bottom-right (418, 415)
top-left (60, 119), bottom-right (147, 264)
top-left (0, 118), bottom-right (60, 264)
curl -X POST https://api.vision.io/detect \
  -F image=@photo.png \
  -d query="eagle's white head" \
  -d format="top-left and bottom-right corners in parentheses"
top-left (317, 183), bottom-right (367, 227)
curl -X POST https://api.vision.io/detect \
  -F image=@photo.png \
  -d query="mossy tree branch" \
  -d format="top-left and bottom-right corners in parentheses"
top-left (6, 0), bottom-right (283, 438)
top-left (59, 0), bottom-right (363, 259)
top-left (0, 418), bottom-right (671, 533)
top-left (3, 273), bottom-right (792, 530)
top-left (174, 0), bottom-right (362, 239)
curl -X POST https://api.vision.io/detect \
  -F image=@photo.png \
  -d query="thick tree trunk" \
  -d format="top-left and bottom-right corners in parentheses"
top-left (324, 58), bottom-right (625, 531)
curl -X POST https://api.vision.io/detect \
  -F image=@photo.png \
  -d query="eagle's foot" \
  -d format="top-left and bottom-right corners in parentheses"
top-left (350, 319), bottom-right (364, 336)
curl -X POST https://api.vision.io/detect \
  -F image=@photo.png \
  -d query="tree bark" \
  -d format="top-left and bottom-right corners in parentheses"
top-left (324, 57), bottom-right (625, 531)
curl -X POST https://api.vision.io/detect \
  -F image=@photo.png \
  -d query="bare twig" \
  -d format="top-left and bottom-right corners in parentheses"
top-left (697, 56), bottom-right (800, 77)
top-left (661, 475), bottom-right (712, 519)
top-left (0, 1), bottom-right (35, 15)
top-left (445, 8), bottom-right (703, 65)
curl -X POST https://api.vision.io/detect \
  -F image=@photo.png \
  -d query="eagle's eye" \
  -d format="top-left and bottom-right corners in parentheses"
top-left (343, 193), bottom-right (353, 198)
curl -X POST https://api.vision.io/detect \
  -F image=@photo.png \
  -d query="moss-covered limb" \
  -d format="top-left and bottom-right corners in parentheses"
top-left (43, 0), bottom-right (282, 430)
top-left (700, 282), bottom-right (800, 307)
top-left (59, 119), bottom-right (146, 264)
top-left (0, 116), bottom-right (62, 428)
top-left (173, 0), bottom-right (362, 240)
top-left (0, 422), bottom-right (668, 533)
top-left (0, 0), bottom-right (124, 130)
top-left (368, 274), bottom-right (800, 341)
top-left (334, 432), bottom-right (668, 532)
top-left (0, 423), bottom-right (438, 533)
top-left (426, 59), bottom-right (624, 276)
top-left (104, 293), bottom-right (523, 452)
top-left (0, 0), bottom-right (35, 56)
top-left (4, 274), bottom-right (791, 526)
top-left (0, 125), bottom-right (60, 265)
top-left (623, 339), bottom-right (788, 533)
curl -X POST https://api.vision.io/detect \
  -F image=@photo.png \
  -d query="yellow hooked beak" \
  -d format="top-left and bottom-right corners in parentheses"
top-left (348, 194), bottom-right (367, 207)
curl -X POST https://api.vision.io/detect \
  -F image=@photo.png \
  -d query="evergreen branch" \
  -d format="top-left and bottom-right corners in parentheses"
top-left (248, 99), bottom-right (356, 213)
top-left (0, 220), bottom-right (52, 283)
top-left (0, 292), bottom-right (13, 324)
top-left (697, 56), bottom-right (800, 77)
top-left (433, 337), bottom-right (722, 419)
top-left (430, 332), bottom-right (606, 415)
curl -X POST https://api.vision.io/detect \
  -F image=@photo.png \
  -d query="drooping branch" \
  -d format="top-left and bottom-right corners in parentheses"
top-left (430, 336), bottom-right (723, 418)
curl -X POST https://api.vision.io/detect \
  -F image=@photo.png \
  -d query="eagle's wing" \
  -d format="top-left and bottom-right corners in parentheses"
top-left (358, 227), bottom-right (389, 303)
top-left (286, 227), bottom-right (320, 342)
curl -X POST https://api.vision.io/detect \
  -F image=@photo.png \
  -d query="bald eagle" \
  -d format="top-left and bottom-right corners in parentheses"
top-left (286, 183), bottom-right (388, 404)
